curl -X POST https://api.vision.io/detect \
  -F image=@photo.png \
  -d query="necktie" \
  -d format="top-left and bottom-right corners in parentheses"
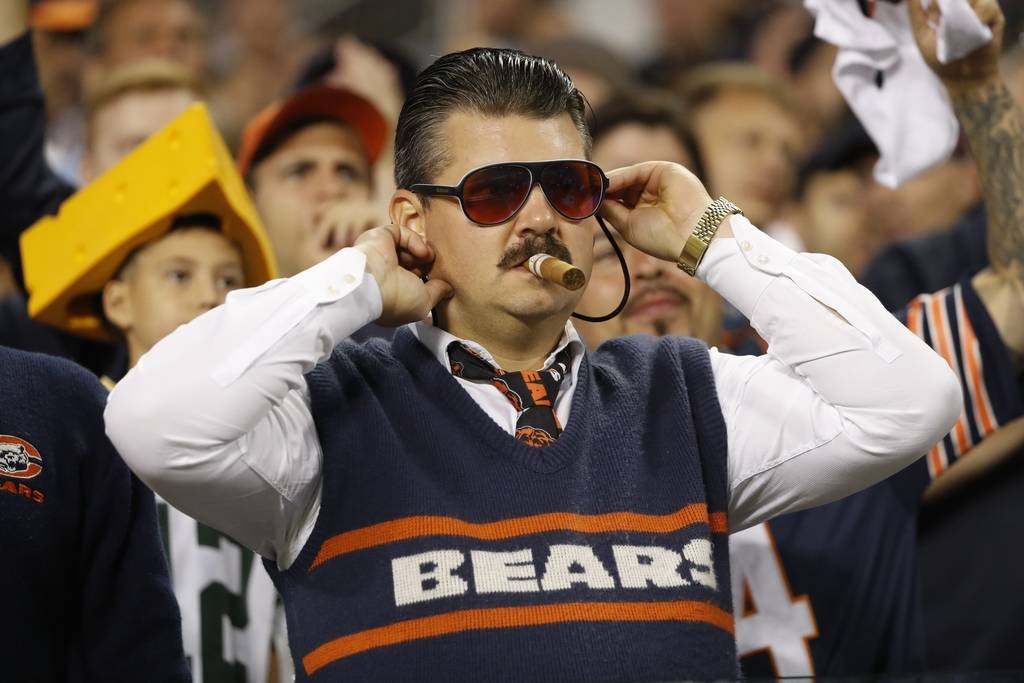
top-left (447, 341), bottom-right (572, 447)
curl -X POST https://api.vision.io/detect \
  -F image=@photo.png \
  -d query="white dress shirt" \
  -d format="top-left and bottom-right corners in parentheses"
top-left (105, 216), bottom-right (960, 570)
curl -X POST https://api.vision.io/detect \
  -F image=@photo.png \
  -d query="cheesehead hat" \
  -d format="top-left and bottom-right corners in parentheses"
top-left (21, 103), bottom-right (277, 341)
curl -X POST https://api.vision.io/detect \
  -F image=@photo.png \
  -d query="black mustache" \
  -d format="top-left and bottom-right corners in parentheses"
top-left (497, 234), bottom-right (573, 270)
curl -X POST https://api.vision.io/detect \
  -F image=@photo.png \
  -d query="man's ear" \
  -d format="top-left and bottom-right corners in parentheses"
top-left (101, 279), bottom-right (133, 333)
top-left (390, 189), bottom-right (426, 238)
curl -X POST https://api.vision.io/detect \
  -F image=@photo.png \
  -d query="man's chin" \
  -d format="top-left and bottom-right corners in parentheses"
top-left (502, 287), bottom-right (578, 321)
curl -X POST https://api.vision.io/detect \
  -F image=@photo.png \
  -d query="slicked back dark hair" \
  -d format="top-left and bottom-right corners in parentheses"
top-left (394, 47), bottom-right (591, 191)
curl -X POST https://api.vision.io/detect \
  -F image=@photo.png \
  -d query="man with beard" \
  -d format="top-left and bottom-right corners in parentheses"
top-left (575, 89), bottom-right (721, 347)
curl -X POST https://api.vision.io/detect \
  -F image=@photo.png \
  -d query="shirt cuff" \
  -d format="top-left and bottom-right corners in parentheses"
top-left (698, 214), bottom-right (797, 317)
top-left (291, 247), bottom-right (376, 305)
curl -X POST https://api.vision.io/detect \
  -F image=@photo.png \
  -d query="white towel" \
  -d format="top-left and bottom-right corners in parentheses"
top-left (804, 0), bottom-right (992, 188)
top-left (927, 0), bottom-right (993, 63)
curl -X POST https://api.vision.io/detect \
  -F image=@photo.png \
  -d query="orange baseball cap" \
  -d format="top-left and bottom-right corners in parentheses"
top-left (30, 0), bottom-right (98, 32)
top-left (237, 85), bottom-right (388, 177)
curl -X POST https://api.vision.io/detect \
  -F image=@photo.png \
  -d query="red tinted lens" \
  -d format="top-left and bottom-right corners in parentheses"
top-left (540, 161), bottom-right (604, 220)
top-left (462, 165), bottom-right (532, 224)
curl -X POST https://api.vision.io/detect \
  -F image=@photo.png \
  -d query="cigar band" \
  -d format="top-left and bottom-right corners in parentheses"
top-left (527, 253), bottom-right (553, 277)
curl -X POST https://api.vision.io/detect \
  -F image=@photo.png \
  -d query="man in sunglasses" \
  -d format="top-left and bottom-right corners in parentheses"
top-left (107, 47), bottom-right (960, 681)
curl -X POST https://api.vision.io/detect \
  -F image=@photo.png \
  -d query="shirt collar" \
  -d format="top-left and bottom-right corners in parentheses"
top-left (410, 319), bottom-right (586, 374)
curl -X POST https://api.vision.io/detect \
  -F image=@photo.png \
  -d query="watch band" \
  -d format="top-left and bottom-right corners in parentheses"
top-left (676, 197), bottom-right (743, 276)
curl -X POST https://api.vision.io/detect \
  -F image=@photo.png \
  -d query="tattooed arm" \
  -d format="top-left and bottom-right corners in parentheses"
top-left (908, 0), bottom-right (1024, 499)
top-left (911, 0), bottom-right (1024, 363)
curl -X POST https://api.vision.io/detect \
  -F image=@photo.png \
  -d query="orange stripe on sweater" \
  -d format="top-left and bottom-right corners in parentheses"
top-left (957, 292), bottom-right (996, 436)
top-left (302, 600), bottom-right (735, 675)
top-left (928, 295), bottom-right (967, 469)
top-left (310, 504), bottom-right (727, 570)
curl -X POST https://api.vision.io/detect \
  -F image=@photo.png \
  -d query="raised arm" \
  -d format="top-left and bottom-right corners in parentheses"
top-left (601, 162), bottom-right (961, 528)
top-left (105, 225), bottom-right (450, 565)
top-left (910, 0), bottom-right (1023, 353)
top-left (903, 0), bottom-right (1024, 496)
top-left (0, 0), bottom-right (76, 289)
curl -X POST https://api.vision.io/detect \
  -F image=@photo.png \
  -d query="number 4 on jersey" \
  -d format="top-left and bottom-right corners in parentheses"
top-left (731, 523), bottom-right (818, 676)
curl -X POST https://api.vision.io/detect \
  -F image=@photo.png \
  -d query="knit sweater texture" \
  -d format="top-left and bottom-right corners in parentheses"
top-left (268, 328), bottom-right (734, 681)
top-left (0, 346), bottom-right (189, 682)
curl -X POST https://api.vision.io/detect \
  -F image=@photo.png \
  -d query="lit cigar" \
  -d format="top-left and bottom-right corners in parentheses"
top-left (527, 253), bottom-right (585, 291)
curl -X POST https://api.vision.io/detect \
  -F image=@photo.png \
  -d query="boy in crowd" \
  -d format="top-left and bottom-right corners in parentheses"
top-left (21, 103), bottom-right (282, 683)
top-left (0, 4), bottom-right (201, 374)
top-left (0, 0), bottom-right (392, 365)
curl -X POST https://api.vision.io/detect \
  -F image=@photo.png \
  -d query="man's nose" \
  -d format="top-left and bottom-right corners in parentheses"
top-left (513, 184), bottom-right (558, 236)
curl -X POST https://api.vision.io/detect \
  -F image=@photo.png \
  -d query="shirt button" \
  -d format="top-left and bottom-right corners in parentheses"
top-left (741, 240), bottom-right (752, 252)
top-left (756, 254), bottom-right (770, 265)
top-left (342, 274), bottom-right (356, 285)
top-left (326, 285), bottom-right (340, 296)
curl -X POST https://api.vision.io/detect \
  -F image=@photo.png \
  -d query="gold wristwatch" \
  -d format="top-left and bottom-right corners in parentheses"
top-left (676, 197), bottom-right (743, 276)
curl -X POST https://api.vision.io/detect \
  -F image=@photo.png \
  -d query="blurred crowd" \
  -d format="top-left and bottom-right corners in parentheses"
top-left (3, 0), bottom-right (1024, 681)
top-left (11, 0), bottom-right (1024, 289)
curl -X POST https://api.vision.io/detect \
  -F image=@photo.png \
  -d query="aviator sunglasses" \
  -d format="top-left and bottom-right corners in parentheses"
top-left (410, 159), bottom-right (609, 226)
top-left (411, 158), bottom-right (629, 324)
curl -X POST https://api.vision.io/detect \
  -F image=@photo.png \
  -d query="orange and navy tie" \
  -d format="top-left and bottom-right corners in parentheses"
top-left (447, 342), bottom-right (572, 447)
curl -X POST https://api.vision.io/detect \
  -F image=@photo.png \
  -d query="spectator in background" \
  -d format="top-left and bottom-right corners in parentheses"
top-left (30, 0), bottom-right (98, 184)
top-left (206, 0), bottom-right (315, 149)
top-left (677, 63), bottom-right (805, 243)
top-left (677, 62), bottom-right (806, 353)
top-left (576, 89), bottom-right (721, 348)
top-left (86, 0), bottom-right (206, 81)
top-left (0, 345), bottom-right (190, 683)
top-left (19, 102), bottom-right (282, 683)
top-left (640, 0), bottom-right (774, 87)
top-left (80, 58), bottom-right (199, 180)
top-left (786, 119), bottom-right (880, 278)
top-left (787, 37), bottom-right (847, 142)
top-left (863, 142), bottom-right (981, 244)
top-left (906, 0), bottom-right (1024, 668)
top-left (2, 6), bottom-right (284, 678)
top-left (444, 0), bottom-right (569, 51)
top-left (293, 35), bottom-right (412, 204)
top-left (239, 83), bottom-right (389, 278)
top-left (861, 38), bottom-right (1024, 311)
top-left (33, 0), bottom-right (209, 187)
top-left (0, 33), bottom-right (200, 375)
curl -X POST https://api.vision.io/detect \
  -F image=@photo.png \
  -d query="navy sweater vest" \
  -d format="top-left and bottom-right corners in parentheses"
top-left (269, 328), bottom-right (734, 681)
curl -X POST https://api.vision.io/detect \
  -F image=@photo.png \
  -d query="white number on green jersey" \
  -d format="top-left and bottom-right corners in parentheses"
top-left (158, 500), bottom-right (277, 683)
